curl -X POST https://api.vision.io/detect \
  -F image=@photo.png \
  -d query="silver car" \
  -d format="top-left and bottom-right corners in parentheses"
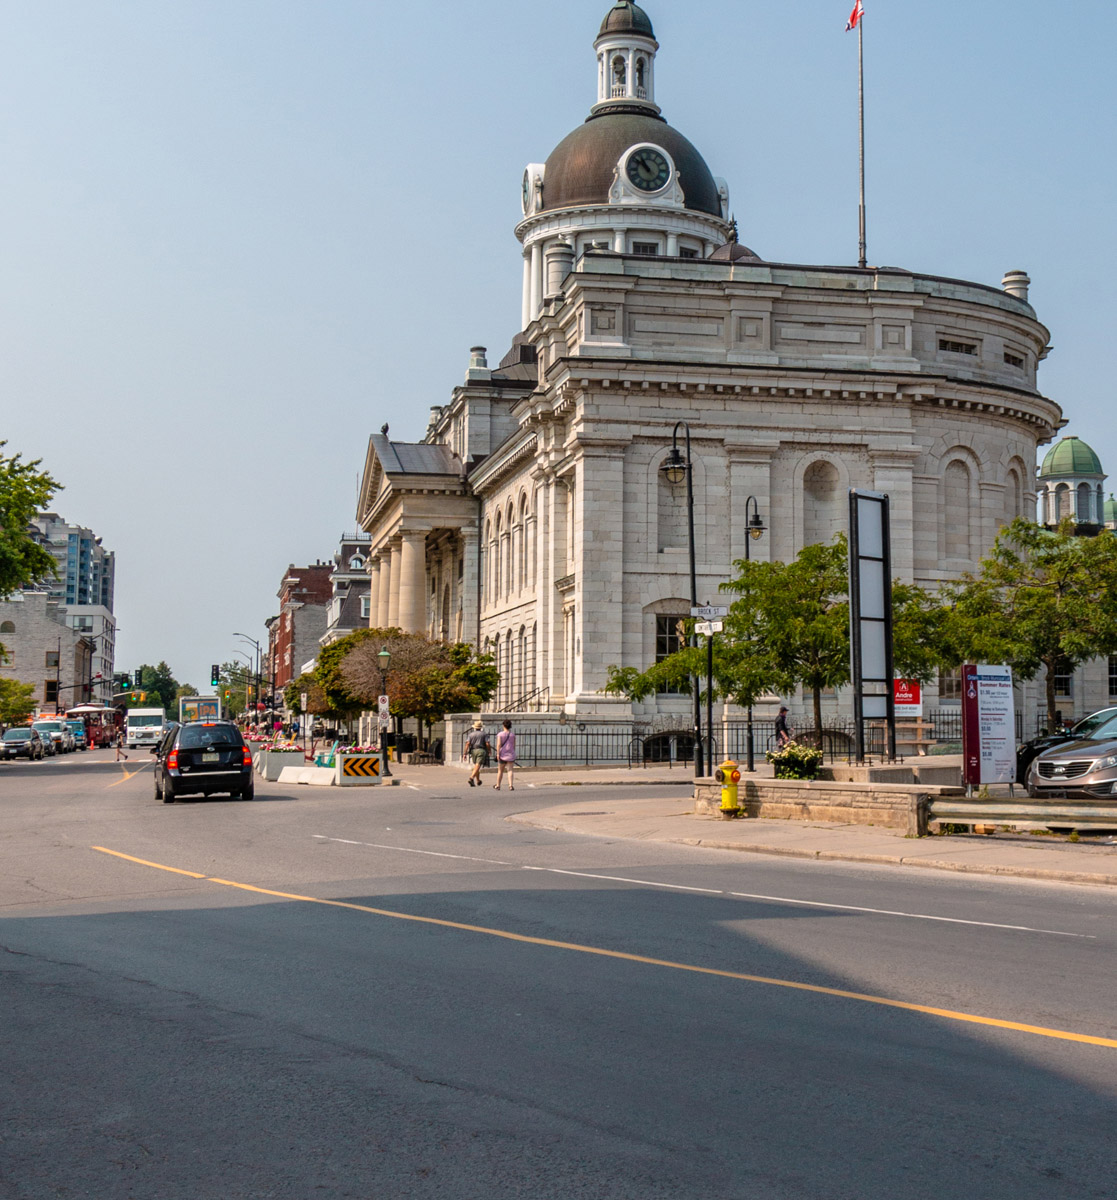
top-left (1026, 713), bottom-right (1117, 799)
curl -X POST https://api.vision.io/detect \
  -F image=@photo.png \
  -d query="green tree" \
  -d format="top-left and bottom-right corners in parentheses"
top-left (0, 678), bottom-right (36, 725)
top-left (949, 518), bottom-right (1117, 731)
top-left (0, 444), bottom-right (61, 659)
top-left (131, 661), bottom-right (180, 715)
top-left (606, 535), bottom-right (956, 742)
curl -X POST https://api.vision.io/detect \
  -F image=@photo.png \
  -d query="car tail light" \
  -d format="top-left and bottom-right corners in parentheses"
top-left (167, 750), bottom-right (178, 769)
top-left (243, 747), bottom-right (253, 766)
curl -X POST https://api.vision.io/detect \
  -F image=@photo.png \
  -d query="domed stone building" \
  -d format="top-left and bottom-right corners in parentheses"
top-left (357, 2), bottom-right (1063, 743)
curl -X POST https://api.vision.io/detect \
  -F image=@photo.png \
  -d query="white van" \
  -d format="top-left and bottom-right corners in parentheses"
top-left (126, 708), bottom-right (165, 749)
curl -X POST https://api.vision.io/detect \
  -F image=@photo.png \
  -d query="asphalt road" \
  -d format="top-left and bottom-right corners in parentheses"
top-left (2, 753), bottom-right (1115, 1199)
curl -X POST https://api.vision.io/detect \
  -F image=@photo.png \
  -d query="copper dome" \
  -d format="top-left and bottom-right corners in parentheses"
top-left (598, 2), bottom-right (655, 39)
top-left (541, 111), bottom-right (721, 217)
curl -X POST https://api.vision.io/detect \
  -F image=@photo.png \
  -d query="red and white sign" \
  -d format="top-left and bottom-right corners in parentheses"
top-left (846, 0), bottom-right (864, 31)
top-left (893, 678), bottom-right (922, 717)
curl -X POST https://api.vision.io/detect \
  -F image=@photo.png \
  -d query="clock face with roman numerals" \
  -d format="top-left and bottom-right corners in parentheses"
top-left (625, 147), bottom-right (670, 192)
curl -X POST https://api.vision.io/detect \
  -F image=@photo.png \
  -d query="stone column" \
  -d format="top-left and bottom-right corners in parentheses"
top-left (535, 240), bottom-right (547, 319)
top-left (397, 531), bottom-right (427, 633)
top-left (386, 540), bottom-right (401, 629)
top-left (522, 253), bottom-right (532, 331)
top-left (460, 525), bottom-right (479, 647)
top-left (367, 558), bottom-right (381, 629)
top-left (378, 545), bottom-right (393, 628)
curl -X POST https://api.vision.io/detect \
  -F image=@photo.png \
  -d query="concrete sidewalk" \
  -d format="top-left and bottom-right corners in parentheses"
top-left (377, 761), bottom-right (1117, 888)
top-left (507, 794), bottom-right (1117, 888)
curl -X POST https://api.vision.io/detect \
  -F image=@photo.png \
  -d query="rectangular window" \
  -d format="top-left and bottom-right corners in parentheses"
top-left (1110, 656), bottom-right (1117, 699)
top-left (1054, 662), bottom-right (1074, 698)
top-left (679, 248), bottom-right (699, 259)
top-left (1003, 351), bottom-right (1025, 369)
top-left (938, 668), bottom-right (962, 702)
top-left (655, 615), bottom-right (686, 695)
top-left (45, 651), bottom-right (59, 668)
top-left (631, 241), bottom-right (659, 256)
top-left (44, 680), bottom-right (58, 703)
top-left (939, 338), bottom-right (978, 355)
top-left (360, 595), bottom-right (371, 620)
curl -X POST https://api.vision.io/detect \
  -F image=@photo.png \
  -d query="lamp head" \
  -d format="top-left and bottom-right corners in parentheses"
top-left (748, 511), bottom-right (766, 541)
top-left (660, 447), bottom-right (688, 486)
top-left (377, 646), bottom-right (392, 671)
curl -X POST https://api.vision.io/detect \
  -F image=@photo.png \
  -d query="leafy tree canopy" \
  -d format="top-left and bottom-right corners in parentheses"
top-left (948, 518), bottom-right (1117, 729)
top-left (0, 678), bottom-right (36, 725)
top-left (0, 444), bottom-right (60, 659)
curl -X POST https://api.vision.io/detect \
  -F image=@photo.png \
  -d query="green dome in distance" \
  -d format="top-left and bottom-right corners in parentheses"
top-left (599, 1), bottom-right (655, 39)
top-left (1038, 435), bottom-right (1104, 479)
top-left (1105, 495), bottom-right (1117, 525)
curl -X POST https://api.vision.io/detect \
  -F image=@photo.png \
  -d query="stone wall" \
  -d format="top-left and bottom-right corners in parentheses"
top-left (693, 776), bottom-right (963, 836)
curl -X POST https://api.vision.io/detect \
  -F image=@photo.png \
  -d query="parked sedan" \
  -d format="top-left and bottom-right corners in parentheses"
top-left (1015, 706), bottom-right (1117, 783)
top-left (2, 728), bottom-right (45, 760)
top-left (154, 721), bottom-right (254, 803)
top-left (1026, 712), bottom-right (1117, 799)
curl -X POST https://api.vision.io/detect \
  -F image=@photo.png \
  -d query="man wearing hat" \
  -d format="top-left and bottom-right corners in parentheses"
top-left (775, 706), bottom-right (793, 747)
top-left (462, 719), bottom-right (492, 788)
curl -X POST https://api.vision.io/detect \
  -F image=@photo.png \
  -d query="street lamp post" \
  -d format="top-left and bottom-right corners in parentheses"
top-left (660, 421), bottom-right (703, 779)
top-left (377, 646), bottom-right (392, 780)
top-left (743, 496), bottom-right (766, 773)
top-left (234, 633), bottom-right (262, 729)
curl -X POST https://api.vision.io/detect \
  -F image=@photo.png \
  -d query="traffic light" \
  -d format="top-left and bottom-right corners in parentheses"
top-left (211, 664), bottom-right (221, 687)
top-left (134, 669), bottom-right (143, 687)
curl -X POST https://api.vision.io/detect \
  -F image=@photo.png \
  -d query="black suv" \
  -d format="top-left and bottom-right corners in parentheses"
top-left (154, 721), bottom-right (254, 803)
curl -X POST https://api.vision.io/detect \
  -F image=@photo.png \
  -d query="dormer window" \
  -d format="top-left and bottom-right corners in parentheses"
top-left (348, 555), bottom-right (365, 571)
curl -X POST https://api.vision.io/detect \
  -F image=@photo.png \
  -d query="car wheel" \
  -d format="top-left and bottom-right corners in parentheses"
top-left (162, 779), bottom-right (175, 804)
top-left (238, 784), bottom-right (255, 801)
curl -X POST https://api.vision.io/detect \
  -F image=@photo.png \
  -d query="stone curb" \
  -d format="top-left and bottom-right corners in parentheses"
top-left (508, 815), bottom-right (1117, 889)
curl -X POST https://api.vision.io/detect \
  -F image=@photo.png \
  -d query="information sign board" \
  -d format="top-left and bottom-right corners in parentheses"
top-left (961, 664), bottom-right (1015, 786)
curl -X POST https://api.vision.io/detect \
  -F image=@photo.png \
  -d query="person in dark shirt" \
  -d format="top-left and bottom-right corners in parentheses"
top-left (462, 720), bottom-right (491, 787)
top-left (775, 706), bottom-right (793, 747)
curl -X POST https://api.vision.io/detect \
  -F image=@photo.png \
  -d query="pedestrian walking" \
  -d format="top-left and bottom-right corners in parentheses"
top-left (494, 719), bottom-right (516, 791)
top-left (114, 729), bottom-right (128, 762)
top-left (775, 706), bottom-right (793, 747)
top-left (462, 719), bottom-right (491, 787)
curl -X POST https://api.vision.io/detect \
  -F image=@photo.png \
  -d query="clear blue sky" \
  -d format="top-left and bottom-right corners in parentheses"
top-left (2, 0), bottom-right (1114, 690)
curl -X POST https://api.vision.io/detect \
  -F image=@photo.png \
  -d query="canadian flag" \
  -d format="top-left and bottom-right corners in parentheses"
top-left (846, 0), bottom-right (864, 30)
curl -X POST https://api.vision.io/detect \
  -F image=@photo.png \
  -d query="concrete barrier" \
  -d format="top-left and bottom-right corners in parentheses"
top-left (256, 750), bottom-right (308, 781)
top-left (277, 765), bottom-right (336, 787)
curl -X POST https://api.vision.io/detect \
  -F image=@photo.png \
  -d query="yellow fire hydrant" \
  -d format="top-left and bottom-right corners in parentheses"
top-left (715, 758), bottom-right (742, 814)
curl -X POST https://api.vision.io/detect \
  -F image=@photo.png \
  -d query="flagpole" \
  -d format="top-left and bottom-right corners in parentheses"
top-left (857, 14), bottom-right (867, 269)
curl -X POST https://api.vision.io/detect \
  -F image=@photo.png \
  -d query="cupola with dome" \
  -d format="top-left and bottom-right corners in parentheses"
top-left (1037, 434), bottom-right (1107, 526)
top-left (516, 1), bottom-right (732, 328)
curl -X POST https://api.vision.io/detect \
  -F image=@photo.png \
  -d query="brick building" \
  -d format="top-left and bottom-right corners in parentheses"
top-left (272, 563), bottom-right (333, 691)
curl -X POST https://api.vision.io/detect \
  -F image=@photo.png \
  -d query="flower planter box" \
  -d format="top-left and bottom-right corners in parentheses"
top-left (256, 749), bottom-right (309, 781)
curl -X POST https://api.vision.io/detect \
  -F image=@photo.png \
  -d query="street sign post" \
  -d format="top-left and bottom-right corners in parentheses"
top-left (377, 694), bottom-right (392, 779)
top-left (690, 605), bottom-right (728, 620)
top-left (695, 620), bottom-right (723, 636)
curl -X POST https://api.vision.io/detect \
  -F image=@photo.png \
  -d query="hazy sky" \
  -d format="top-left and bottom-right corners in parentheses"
top-left (3, 0), bottom-right (1114, 690)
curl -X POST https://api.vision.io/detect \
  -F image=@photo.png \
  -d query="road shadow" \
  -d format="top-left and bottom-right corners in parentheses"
top-left (2, 876), bottom-right (1114, 1199)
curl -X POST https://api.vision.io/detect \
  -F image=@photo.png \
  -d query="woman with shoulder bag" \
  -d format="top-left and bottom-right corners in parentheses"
top-left (494, 719), bottom-right (516, 791)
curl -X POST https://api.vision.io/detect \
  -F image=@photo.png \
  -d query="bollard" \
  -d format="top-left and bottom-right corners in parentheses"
top-left (716, 758), bottom-right (741, 816)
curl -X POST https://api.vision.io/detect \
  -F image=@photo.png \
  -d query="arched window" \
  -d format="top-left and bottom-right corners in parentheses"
top-left (944, 462), bottom-right (972, 558)
top-left (495, 513), bottom-right (503, 600)
top-left (0, 620), bottom-right (14, 634)
top-left (530, 622), bottom-right (537, 694)
top-left (441, 585), bottom-right (450, 640)
top-left (518, 625), bottom-right (527, 701)
top-left (505, 630), bottom-right (514, 707)
top-left (1055, 483), bottom-right (1071, 521)
top-left (348, 555), bottom-right (365, 571)
top-left (657, 465), bottom-right (687, 551)
top-left (1077, 482), bottom-right (1093, 522)
top-left (484, 520), bottom-right (493, 603)
top-left (518, 494), bottom-right (529, 592)
top-left (803, 460), bottom-right (841, 547)
top-left (635, 57), bottom-right (646, 95)
top-left (612, 56), bottom-right (626, 95)
top-left (1004, 467), bottom-right (1023, 526)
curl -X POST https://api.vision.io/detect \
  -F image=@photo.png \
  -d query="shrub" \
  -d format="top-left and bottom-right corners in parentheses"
top-left (766, 740), bottom-right (824, 780)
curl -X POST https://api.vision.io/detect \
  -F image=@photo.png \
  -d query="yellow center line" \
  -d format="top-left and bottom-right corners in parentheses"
top-left (106, 764), bottom-right (147, 788)
top-left (90, 845), bottom-right (1117, 1050)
